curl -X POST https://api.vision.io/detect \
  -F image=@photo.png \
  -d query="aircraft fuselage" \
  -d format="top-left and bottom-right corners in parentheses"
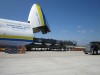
top-left (0, 18), bottom-right (33, 47)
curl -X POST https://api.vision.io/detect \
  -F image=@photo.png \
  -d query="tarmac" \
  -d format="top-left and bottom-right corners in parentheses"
top-left (0, 51), bottom-right (100, 75)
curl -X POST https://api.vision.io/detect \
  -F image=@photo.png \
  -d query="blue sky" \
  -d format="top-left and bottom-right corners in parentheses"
top-left (0, 0), bottom-right (100, 45)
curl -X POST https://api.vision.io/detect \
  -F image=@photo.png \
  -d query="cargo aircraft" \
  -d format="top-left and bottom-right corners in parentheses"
top-left (0, 4), bottom-right (50, 48)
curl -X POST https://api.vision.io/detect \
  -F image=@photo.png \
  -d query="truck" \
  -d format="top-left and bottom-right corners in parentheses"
top-left (83, 41), bottom-right (100, 54)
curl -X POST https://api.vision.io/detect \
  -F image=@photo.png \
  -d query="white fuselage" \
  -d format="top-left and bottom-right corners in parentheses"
top-left (0, 4), bottom-right (50, 47)
top-left (0, 18), bottom-right (33, 47)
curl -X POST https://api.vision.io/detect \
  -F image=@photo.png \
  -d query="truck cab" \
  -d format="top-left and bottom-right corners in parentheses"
top-left (83, 41), bottom-right (100, 54)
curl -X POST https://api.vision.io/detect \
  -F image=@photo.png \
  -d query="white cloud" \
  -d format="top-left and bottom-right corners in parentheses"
top-left (77, 25), bottom-right (94, 34)
top-left (81, 30), bottom-right (86, 33)
top-left (89, 30), bottom-right (94, 33)
top-left (77, 29), bottom-right (86, 33)
top-left (77, 25), bottom-right (87, 33)
top-left (77, 29), bottom-right (94, 34)
top-left (77, 25), bottom-right (82, 28)
top-left (77, 30), bottom-right (81, 32)
top-left (62, 30), bottom-right (67, 33)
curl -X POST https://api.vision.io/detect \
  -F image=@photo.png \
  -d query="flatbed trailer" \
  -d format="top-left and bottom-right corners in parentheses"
top-left (26, 38), bottom-right (77, 51)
